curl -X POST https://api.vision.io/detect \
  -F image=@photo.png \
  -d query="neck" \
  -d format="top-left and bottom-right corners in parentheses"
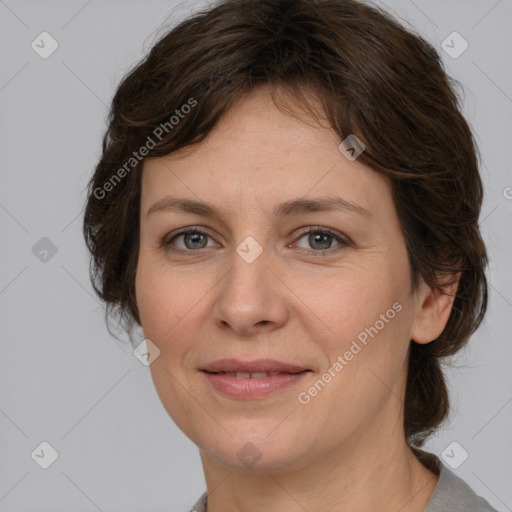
top-left (199, 412), bottom-right (439, 512)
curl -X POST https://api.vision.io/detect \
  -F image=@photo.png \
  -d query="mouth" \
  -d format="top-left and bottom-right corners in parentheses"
top-left (205, 371), bottom-right (295, 378)
top-left (199, 359), bottom-right (312, 399)
top-left (200, 358), bottom-right (310, 374)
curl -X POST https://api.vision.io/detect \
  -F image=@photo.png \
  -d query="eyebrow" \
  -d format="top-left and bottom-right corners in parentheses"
top-left (146, 196), bottom-right (373, 219)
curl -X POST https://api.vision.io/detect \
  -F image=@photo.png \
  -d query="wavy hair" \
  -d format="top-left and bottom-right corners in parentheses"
top-left (83, 0), bottom-right (488, 449)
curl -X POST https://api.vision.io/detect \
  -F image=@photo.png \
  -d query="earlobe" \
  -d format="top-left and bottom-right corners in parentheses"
top-left (410, 273), bottom-right (460, 345)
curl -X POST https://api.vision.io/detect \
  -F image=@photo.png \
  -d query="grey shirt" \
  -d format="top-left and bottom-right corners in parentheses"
top-left (190, 456), bottom-right (497, 512)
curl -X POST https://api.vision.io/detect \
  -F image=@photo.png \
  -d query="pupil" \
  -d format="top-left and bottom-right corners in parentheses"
top-left (186, 233), bottom-right (206, 249)
top-left (309, 232), bottom-right (331, 250)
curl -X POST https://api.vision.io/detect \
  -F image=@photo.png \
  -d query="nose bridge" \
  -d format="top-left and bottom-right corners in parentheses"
top-left (224, 239), bottom-right (270, 305)
top-left (213, 236), bottom-right (287, 333)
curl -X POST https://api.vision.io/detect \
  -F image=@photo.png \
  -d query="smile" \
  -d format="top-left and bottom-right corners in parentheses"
top-left (212, 371), bottom-right (282, 378)
top-left (201, 369), bottom-right (310, 398)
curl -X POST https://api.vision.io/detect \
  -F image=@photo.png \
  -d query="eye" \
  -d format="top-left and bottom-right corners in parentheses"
top-left (293, 227), bottom-right (349, 253)
top-left (160, 226), bottom-right (350, 255)
top-left (162, 229), bottom-right (216, 252)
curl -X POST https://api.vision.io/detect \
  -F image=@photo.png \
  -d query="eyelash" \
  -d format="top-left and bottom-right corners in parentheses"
top-left (160, 226), bottom-right (350, 256)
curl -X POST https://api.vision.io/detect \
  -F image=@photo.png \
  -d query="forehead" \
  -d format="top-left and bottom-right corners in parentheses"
top-left (141, 88), bottom-right (392, 218)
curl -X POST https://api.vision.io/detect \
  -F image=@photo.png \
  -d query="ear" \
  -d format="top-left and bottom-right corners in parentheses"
top-left (410, 272), bottom-right (461, 344)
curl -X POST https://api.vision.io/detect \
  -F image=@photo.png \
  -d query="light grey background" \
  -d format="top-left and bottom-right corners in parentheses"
top-left (1, 0), bottom-right (511, 511)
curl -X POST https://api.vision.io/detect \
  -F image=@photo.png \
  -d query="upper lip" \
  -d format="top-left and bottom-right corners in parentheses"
top-left (200, 359), bottom-right (309, 373)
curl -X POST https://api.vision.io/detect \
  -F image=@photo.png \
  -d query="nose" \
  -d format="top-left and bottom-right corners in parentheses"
top-left (212, 245), bottom-right (289, 337)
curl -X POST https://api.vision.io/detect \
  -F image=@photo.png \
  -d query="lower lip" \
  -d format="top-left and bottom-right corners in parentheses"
top-left (202, 371), bottom-right (310, 399)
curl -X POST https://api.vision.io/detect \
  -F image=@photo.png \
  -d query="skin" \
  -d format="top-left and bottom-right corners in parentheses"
top-left (135, 86), bottom-right (458, 512)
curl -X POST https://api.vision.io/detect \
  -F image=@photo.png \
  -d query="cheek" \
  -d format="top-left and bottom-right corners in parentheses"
top-left (299, 260), bottom-right (406, 347)
top-left (135, 259), bottom-right (208, 436)
top-left (300, 254), bottom-right (412, 390)
top-left (135, 257), bottom-right (198, 353)
top-left (296, 284), bottom-right (410, 442)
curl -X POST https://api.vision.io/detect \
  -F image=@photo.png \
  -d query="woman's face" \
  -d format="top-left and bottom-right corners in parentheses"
top-left (135, 87), bottom-right (430, 472)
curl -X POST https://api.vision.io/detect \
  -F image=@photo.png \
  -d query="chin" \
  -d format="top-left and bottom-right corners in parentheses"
top-left (195, 425), bottom-right (314, 473)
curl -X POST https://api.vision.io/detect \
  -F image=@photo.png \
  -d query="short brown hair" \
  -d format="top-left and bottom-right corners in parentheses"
top-left (83, 0), bottom-right (489, 449)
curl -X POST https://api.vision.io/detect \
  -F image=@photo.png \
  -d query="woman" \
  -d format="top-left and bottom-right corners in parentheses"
top-left (83, 0), bottom-right (496, 510)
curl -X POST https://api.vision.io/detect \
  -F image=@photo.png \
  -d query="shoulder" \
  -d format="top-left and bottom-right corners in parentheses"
top-left (190, 491), bottom-right (208, 512)
top-left (424, 458), bottom-right (498, 512)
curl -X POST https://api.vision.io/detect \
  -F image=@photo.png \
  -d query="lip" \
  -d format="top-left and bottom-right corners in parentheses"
top-left (200, 359), bottom-right (311, 399)
top-left (200, 358), bottom-right (309, 374)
